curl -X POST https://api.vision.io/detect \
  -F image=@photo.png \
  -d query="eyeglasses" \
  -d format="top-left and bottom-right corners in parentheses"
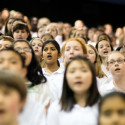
top-left (107, 59), bottom-right (125, 65)
top-left (15, 48), bottom-right (31, 52)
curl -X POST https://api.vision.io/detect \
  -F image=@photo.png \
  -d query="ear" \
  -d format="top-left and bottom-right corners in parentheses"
top-left (22, 67), bottom-right (27, 77)
top-left (19, 98), bottom-right (26, 113)
top-left (58, 53), bottom-right (62, 59)
top-left (106, 65), bottom-right (109, 71)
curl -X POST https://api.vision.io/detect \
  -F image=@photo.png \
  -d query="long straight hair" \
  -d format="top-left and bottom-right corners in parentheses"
top-left (60, 56), bottom-right (100, 111)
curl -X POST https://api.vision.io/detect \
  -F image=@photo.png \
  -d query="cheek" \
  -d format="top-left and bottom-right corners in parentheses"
top-left (6, 97), bottom-right (21, 115)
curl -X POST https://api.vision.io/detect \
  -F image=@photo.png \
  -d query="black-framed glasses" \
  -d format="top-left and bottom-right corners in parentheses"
top-left (107, 59), bottom-right (125, 65)
top-left (15, 48), bottom-right (31, 52)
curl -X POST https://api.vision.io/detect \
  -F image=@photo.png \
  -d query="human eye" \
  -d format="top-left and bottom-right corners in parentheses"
top-left (88, 50), bottom-right (94, 54)
top-left (69, 69), bottom-right (75, 73)
top-left (10, 59), bottom-right (17, 64)
top-left (103, 110), bottom-right (112, 117)
top-left (5, 45), bottom-right (11, 49)
top-left (81, 68), bottom-right (87, 72)
top-left (0, 59), bottom-right (3, 63)
top-left (43, 47), bottom-right (48, 51)
top-left (38, 44), bottom-right (42, 47)
top-left (74, 47), bottom-right (80, 51)
top-left (14, 47), bottom-right (21, 52)
top-left (117, 59), bottom-right (124, 63)
top-left (109, 60), bottom-right (114, 65)
top-left (51, 47), bottom-right (56, 51)
top-left (99, 45), bottom-right (103, 49)
top-left (3, 89), bottom-right (12, 96)
top-left (24, 48), bottom-right (31, 52)
top-left (118, 109), bottom-right (125, 116)
top-left (65, 47), bottom-right (70, 51)
top-left (32, 43), bottom-right (35, 46)
top-left (15, 30), bottom-right (19, 33)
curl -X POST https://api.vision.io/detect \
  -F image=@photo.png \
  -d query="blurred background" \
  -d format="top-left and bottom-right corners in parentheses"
top-left (0, 0), bottom-right (125, 31)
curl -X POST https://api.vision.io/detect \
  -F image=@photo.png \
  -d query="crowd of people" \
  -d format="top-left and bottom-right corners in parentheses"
top-left (0, 8), bottom-right (125, 125)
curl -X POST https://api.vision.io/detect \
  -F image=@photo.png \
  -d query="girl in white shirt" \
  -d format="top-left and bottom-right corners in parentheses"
top-left (95, 33), bottom-right (113, 77)
top-left (86, 44), bottom-right (107, 93)
top-left (42, 39), bottom-right (64, 101)
top-left (47, 56), bottom-right (100, 125)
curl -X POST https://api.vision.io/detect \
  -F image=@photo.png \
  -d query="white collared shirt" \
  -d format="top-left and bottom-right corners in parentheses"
top-left (19, 98), bottom-right (45, 125)
top-left (28, 82), bottom-right (51, 108)
top-left (99, 79), bottom-right (118, 96)
top-left (42, 67), bottom-right (64, 102)
top-left (46, 101), bottom-right (98, 125)
top-left (101, 64), bottom-right (112, 78)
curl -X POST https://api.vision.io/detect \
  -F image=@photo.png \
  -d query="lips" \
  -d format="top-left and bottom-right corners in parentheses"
top-left (34, 50), bottom-right (39, 52)
top-left (103, 51), bottom-right (108, 54)
top-left (47, 55), bottom-right (52, 59)
top-left (115, 68), bottom-right (121, 71)
top-left (75, 81), bottom-right (82, 85)
top-left (0, 109), bottom-right (5, 115)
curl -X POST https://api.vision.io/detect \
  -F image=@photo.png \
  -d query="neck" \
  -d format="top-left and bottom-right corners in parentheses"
top-left (6, 119), bottom-right (18, 125)
top-left (36, 56), bottom-right (41, 63)
top-left (101, 57), bottom-right (107, 66)
top-left (74, 93), bottom-right (88, 107)
top-left (113, 76), bottom-right (125, 91)
top-left (45, 63), bottom-right (59, 74)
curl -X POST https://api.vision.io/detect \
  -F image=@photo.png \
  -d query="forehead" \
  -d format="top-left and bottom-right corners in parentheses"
top-left (32, 39), bottom-right (42, 44)
top-left (108, 52), bottom-right (124, 60)
top-left (66, 41), bottom-right (82, 47)
top-left (68, 60), bottom-right (89, 69)
top-left (14, 42), bottom-right (30, 48)
top-left (0, 51), bottom-right (21, 59)
top-left (44, 42), bottom-right (55, 47)
top-left (0, 40), bottom-right (12, 44)
top-left (98, 40), bottom-right (110, 45)
top-left (101, 96), bottom-right (125, 110)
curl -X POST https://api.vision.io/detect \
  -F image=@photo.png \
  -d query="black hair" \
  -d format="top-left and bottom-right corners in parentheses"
top-left (11, 39), bottom-right (47, 87)
top-left (60, 56), bottom-right (100, 111)
top-left (98, 91), bottom-right (125, 125)
top-left (0, 47), bottom-right (25, 68)
top-left (99, 91), bottom-right (125, 113)
top-left (4, 17), bottom-right (15, 37)
top-left (42, 39), bottom-right (61, 66)
top-left (12, 18), bottom-right (32, 41)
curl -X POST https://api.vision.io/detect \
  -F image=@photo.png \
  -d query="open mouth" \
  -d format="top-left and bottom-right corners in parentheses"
top-left (115, 68), bottom-right (121, 71)
top-left (0, 109), bottom-right (5, 115)
top-left (34, 50), bottom-right (39, 52)
top-left (47, 55), bottom-right (52, 59)
top-left (103, 51), bottom-right (108, 54)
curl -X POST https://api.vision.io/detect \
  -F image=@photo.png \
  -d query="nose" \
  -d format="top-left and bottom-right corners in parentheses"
top-left (2, 61), bottom-right (10, 69)
top-left (69, 48), bottom-right (74, 54)
top-left (0, 94), bottom-right (4, 104)
top-left (111, 113), bottom-right (119, 125)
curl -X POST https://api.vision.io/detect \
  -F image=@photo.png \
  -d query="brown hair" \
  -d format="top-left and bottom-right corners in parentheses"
top-left (0, 35), bottom-right (14, 43)
top-left (87, 44), bottom-right (106, 78)
top-left (0, 69), bottom-right (27, 101)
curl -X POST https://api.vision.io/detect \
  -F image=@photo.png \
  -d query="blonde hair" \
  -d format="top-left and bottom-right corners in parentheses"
top-left (87, 44), bottom-right (106, 78)
top-left (105, 51), bottom-right (125, 66)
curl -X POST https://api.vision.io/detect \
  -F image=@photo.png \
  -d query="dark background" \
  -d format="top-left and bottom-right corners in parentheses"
top-left (0, 0), bottom-right (125, 31)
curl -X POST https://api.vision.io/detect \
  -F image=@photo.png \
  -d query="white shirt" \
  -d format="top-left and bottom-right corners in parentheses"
top-left (28, 82), bottom-right (51, 107)
top-left (101, 64), bottom-right (112, 78)
top-left (19, 98), bottom-right (45, 125)
top-left (42, 67), bottom-right (64, 102)
top-left (46, 101), bottom-right (98, 125)
top-left (87, 40), bottom-right (96, 47)
top-left (99, 79), bottom-right (118, 96)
